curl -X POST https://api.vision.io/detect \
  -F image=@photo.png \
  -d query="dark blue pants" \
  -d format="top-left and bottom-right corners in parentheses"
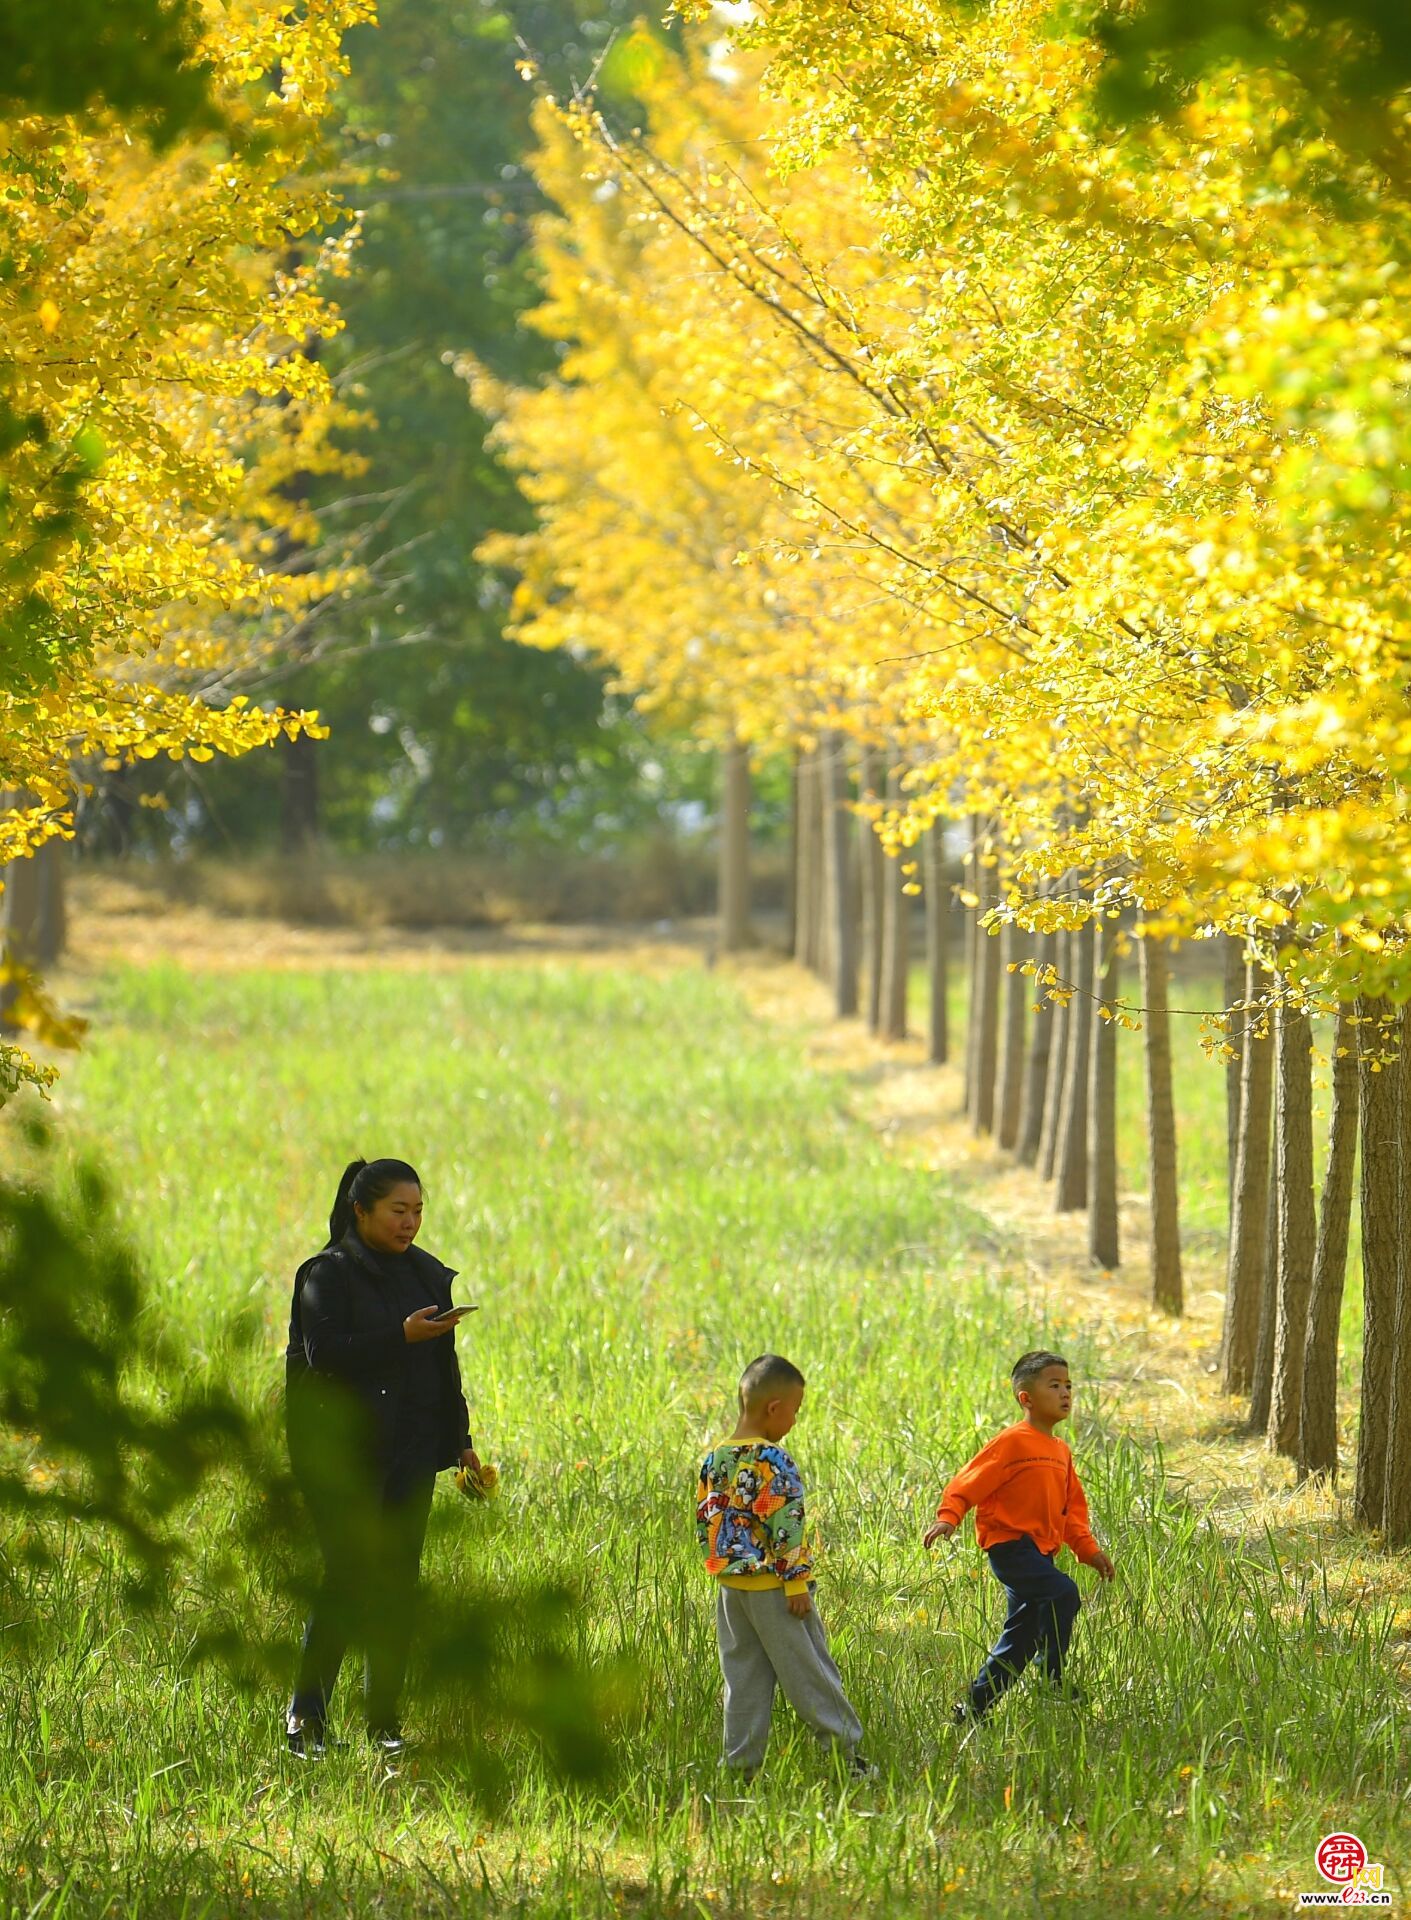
top-left (969, 1535), bottom-right (1081, 1715)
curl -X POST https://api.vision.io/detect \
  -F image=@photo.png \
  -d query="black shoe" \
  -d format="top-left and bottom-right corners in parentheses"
top-left (846, 1753), bottom-right (879, 1782)
top-left (1049, 1680), bottom-right (1089, 1706)
top-left (286, 1715), bottom-right (326, 1760)
top-left (950, 1698), bottom-right (987, 1727)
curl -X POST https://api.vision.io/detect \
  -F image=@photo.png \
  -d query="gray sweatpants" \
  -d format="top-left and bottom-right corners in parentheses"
top-left (715, 1584), bottom-right (864, 1772)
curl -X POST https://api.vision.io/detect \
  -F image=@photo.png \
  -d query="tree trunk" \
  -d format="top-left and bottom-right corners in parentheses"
top-left (1040, 926), bottom-right (1072, 1183)
top-left (857, 751), bottom-right (885, 1031)
top-left (1055, 919), bottom-right (1095, 1213)
top-left (782, 751), bottom-right (800, 959)
top-left (996, 920), bottom-right (1028, 1150)
top-left (1018, 928), bottom-right (1057, 1169)
top-left (813, 742), bottom-right (833, 985)
top-left (879, 769), bottom-right (909, 1041)
top-left (1221, 964), bottom-right (1274, 1395)
top-left (1088, 919), bottom-right (1121, 1268)
top-left (36, 839), bottom-right (66, 966)
top-left (822, 734), bottom-right (858, 1017)
top-left (1354, 997), bottom-right (1400, 1529)
top-left (281, 728), bottom-right (321, 853)
top-left (962, 818), bottom-right (981, 1114)
top-left (797, 750), bottom-right (819, 976)
top-left (717, 739), bottom-right (752, 955)
top-left (1224, 933), bottom-right (1245, 1218)
top-left (1268, 1000), bottom-right (1316, 1454)
top-left (1296, 1004), bottom-right (1359, 1482)
top-left (924, 824), bottom-right (949, 1065)
top-left (1248, 1156), bottom-right (1279, 1432)
top-left (1140, 935), bottom-right (1183, 1314)
top-left (1382, 1003), bottom-right (1411, 1544)
top-left (970, 846), bottom-right (1002, 1135)
top-left (0, 850), bottom-right (41, 1032)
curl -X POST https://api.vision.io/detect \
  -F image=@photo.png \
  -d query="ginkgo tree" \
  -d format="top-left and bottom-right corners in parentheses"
top-left (0, 0), bottom-right (375, 1095)
top-left (485, 5), bottom-right (1411, 1535)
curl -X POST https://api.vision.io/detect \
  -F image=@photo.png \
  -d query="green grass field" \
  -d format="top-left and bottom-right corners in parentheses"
top-left (2, 957), bottom-right (1404, 1918)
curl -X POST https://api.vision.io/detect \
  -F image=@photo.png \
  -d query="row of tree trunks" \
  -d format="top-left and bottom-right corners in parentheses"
top-left (782, 744), bottom-right (1366, 1515)
top-left (1215, 964), bottom-right (1360, 1491)
top-left (782, 741), bottom-right (927, 1035)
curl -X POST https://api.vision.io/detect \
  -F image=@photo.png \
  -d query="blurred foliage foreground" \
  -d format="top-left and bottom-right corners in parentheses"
top-left (0, 1127), bottom-right (616, 1798)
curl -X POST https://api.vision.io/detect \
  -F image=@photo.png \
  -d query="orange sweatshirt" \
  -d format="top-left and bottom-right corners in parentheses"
top-left (936, 1422), bottom-right (1101, 1564)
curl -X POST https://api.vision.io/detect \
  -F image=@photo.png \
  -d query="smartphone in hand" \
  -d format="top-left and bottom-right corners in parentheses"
top-left (429, 1304), bottom-right (478, 1325)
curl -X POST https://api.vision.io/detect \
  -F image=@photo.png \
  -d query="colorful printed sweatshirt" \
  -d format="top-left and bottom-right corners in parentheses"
top-left (935, 1422), bottom-right (1102, 1563)
top-left (696, 1438), bottom-right (813, 1595)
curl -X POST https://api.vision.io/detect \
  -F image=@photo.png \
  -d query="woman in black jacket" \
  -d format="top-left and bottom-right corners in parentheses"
top-left (284, 1157), bottom-right (481, 1758)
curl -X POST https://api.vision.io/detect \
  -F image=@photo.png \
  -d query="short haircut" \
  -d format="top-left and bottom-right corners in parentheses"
top-left (1011, 1349), bottom-right (1068, 1391)
top-left (738, 1353), bottom-right (806, 1409)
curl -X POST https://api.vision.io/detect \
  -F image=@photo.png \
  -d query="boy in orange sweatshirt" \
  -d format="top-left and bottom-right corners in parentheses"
top-left (924, 1350), bottom-right (1115, 1721)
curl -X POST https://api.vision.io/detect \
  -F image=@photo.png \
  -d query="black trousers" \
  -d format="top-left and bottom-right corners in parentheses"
top-left (289, 1469), bottom-right (435, 1734)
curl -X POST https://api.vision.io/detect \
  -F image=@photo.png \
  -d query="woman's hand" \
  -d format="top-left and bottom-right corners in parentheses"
top-left (404, 1305), bottom-right (455, 1343)
top-left (459, 1447), bottom-right (483, 1477)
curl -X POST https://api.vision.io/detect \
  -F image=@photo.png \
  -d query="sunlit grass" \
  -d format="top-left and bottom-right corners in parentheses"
top-left (1, 959), bottom-right (1404, 1918)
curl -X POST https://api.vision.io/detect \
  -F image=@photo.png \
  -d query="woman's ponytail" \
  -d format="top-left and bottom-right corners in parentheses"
top-left (328, 1159), bottom-right (368, 1248)
top-left (326, 1156), bottom-right (421, 1247)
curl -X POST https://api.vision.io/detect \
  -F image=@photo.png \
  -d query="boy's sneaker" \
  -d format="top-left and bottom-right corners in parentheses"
top-left (950, 1698), bottom-right (988, 1727)
top-left (846, 1753), bottom-right (879, 1782)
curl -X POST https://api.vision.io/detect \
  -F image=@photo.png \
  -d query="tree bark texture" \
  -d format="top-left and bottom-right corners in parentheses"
top-left (281, 728), bottom-right (321, 853)
top-left (717, 739), bottom-right (752, 955)
top-left (879, 768), bottom-right (909, 1042)
top-left (1221, 966), bottom-right (1274, 1396)
top-left (1354, 997), bottom-right (1400, 1529)
top-left (924, 824), bottom-right (949, 1066)
top-left (1055, 919), bottom-right (1095, 1213)
top-left (1018, 928), bottom-right (1057, 1169)
top-left (1139, 935), bottom-right (1183, 1314)
top-left (1039, 925), bottom-right (1072, 1183)
top-left (996, 920), bottom-right (1028, 1151)
top-left (962, 820), bottom-right (981, 1115)
top-left (821, 734), bottom-right (857, 1015)
top-left (1247, 1157), bottom-right (1279, 1432)
top-left (1224, 933), bottom-right (1246, 1217)
top-left (1087, 920), bottom-right (1120, 1268)
top-left (1296, 1005), bottom-right (1358, 1482)
top-left (1381, 1004), bottom-right (1411, 1544)
top-left (858, 751), bottom-right (884, 1032)
top-left (1268, 1000), bottom-right (1316, 1455)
